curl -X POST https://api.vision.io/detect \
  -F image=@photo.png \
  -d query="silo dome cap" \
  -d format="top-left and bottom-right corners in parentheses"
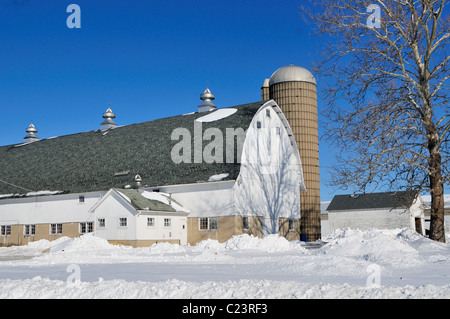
top-left (269, 64), bottom-right (316, 86)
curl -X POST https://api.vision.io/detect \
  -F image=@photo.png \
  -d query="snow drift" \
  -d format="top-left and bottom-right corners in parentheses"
top-left (0, 228), bottom-right (448, 298)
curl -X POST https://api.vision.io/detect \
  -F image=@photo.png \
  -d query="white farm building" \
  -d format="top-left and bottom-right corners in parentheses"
top-left (326, 191), bottom-right (426, 235)
top-left (0, 65), bottom-right (321, 247)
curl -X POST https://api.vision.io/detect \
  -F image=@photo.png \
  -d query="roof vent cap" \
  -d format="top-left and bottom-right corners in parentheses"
top-left (24, 123), bottom-right (39, 142)
top-left (133, 173), bottom-right (143, 192)
top-left (198, 88), bottom-right (217, 113)
top-left (101, 107), bottom-right (117, 130)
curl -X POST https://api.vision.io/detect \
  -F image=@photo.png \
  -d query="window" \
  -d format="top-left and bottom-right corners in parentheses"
top-left (256, 121), bottom-right (262, 129)
top-left (24, 225), bottom-right (36, 236)
top-left (80, 222), bottom-right (93, 234)
top-left (147, 218), bottom-right (155, 227)
top-left (1, 225), bottom-right (11, 236)
top-left (164, 218), bottom-right (171, 227)
top-left (242, 217), bottom-right (250, 230)
top-left (276, 127), bottom-right (281, 135)
top-left (98, 218), bottom-right (105, 228)
top-left (199, 218), bottom-right (208, 230)
top-left (288, 219), bottom-right (294, 231)
top-left (50, 224), bottom-right (62, 235)
top-left (266, 109), bottom-right (271, 117)
top-left (119, 218), bottom-right (127, 227)
top-left (79, 195), bottom-right (85, 203)
top-left (209, 217), bottom-right (218, 230)
top-left (199, 217), bottom-right (218, 231)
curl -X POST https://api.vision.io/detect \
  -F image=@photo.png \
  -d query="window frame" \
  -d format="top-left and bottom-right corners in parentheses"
top-left (199, 217), bottom-right (218, 231)
top-left (147, 217), bottom-right (155, 227)
top-left (97, 218), bottom-right (105, 229)
top-left (80, 222), bottom-right (93, 234)
top-left (50, 223), bottom-right (63, 235)
top-left (242, 216), bottom-right (250, 230)
top-left (119, 217), bottom-right (127, 228)
top-left (24, 224), bottom-right (36, 236)
top-left (288, 218), bottom-right (294, 231)
top-left (1, 225), bottom-right (11, 236)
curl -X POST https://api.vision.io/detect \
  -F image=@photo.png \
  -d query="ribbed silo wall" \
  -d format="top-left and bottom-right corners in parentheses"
top-left (269, 81), bottom-right (321, 241)
top-left (261, 86), bottom-right (270, 101)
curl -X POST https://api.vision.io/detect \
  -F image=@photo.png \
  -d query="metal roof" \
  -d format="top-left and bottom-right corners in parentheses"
top-left (269, 65), bottom-right (316, 86)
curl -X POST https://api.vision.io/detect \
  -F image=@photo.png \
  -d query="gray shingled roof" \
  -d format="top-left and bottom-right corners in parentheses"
top-left (115, 189), bottom-right (175, 212)
top-left (0, 101), bottom-right (265, 197)
top-left (327, 191), bottom-right (418, 211)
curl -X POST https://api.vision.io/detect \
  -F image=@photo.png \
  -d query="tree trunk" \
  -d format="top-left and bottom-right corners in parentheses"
top-left (428, 132), bottom-right (446, 243)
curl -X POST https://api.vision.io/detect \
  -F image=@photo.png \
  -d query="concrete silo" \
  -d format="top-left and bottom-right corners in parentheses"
top-left (262, 65), bottom-right (321, 242)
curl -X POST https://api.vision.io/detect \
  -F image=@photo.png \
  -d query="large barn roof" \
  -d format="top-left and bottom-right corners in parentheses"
top-left (0, 101), bottom-right (265, 197)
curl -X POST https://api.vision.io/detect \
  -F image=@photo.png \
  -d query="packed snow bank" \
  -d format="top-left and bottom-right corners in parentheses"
top-left (47, 233), bottom-right (306, 256)
top-left (193, 234), bottom-right (307, 253)
top-left (0, 277), bottom-right (449, 299)
top-left (320, 228), bottom-right (424, 267)
top-left (0, 228), bottom-right (449, 298)
top-left (49, 234), bottom-right (116, 254)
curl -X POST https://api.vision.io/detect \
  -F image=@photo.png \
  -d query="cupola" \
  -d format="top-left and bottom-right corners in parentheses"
top-left (24, 123), bottom-right (39, 143)
top-left (198, 88), bottom-right (216, 113)
top-left (101, 107), bottom-right (117, 130)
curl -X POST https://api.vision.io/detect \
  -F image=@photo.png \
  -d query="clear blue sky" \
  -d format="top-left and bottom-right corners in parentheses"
top-left (0, 0), bottom-right (344, 201)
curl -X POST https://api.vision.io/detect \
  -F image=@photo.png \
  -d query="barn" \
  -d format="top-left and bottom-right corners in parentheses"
top-left (1, 93), bottom-right (310, 246)
top-left (0, 64), bottom-right (323, 247)
top-left (326, 191), bottom-right (426, 235)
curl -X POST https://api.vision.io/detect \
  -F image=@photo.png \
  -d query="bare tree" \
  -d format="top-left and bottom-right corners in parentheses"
top-left (301, 0), bottom-right (449, 242)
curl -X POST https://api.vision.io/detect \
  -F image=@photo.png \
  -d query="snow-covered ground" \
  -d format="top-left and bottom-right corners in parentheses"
top-left (0, 228), bottom-right (449, 299)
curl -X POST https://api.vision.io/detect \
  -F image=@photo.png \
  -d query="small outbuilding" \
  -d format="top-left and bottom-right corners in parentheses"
top-left (327, 191), bottom-right (425, 235)
top-left (89, 188), bottom-right (189, 246)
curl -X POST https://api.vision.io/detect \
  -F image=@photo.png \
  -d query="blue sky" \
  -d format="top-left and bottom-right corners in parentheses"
top-left (0, 0), bottom-right (344, 201)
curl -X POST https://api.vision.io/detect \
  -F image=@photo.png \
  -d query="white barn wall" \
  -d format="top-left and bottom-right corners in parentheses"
top-left (329, 208), bottom-right (413, 232)
top-left (0, 192), bottom-right (103, 225)
top-left (320, 201), bottom-right (330, 237)
top-left (93, 191), bottom-right (137, 241)
top-left (92, 190), bottom-right (188, 244)
top-left (234, 102), bottom-right (302, 234)
top-left (409, 196), bottom-right (426, 235)
top-left (136, 213), bottom-right (187, 245)
top-left (157, 181), bottom-right (236, 218)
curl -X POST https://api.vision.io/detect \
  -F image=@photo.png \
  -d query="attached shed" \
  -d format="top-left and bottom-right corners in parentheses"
top-left (327, 191), bottom-right (425, 235)
top-left (89, 188), bottom-right (189, 246)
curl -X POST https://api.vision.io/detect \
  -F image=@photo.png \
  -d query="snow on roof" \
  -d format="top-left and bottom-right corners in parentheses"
top-left (0, 190), bottom-right (64, 200)
top-left (208, 173), bottom-right (229, 182)
top-left (195, 108), bottom-right (237, 123)
top-left (141, 191), bottom-right (190, 213)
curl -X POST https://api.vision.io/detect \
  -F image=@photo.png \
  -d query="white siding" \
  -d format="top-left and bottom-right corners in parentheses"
top-left (158, 181), bottom-right (236, 218)
top-left (93, 191), bottom-right (137, 241)
top-left (92, 189), bottom-right (188, 244)
top-left (328, 208), bottom-right (412, 232)
top-left (233, 102), bottom-right (303, 234)
top-left (0, 192), bottom-right (103, 225)
top-left (136, 213), bottom-right (187, 245)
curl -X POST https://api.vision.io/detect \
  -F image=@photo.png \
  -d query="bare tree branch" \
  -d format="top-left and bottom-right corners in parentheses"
top-left (301, 0), bottom-right (449, 242)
